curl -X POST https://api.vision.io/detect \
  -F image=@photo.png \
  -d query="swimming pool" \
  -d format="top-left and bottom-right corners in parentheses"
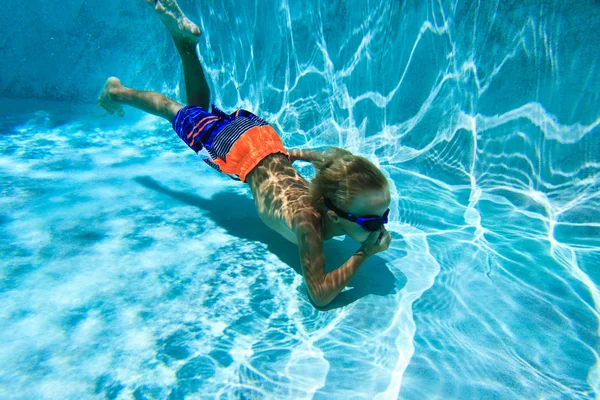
top-left (1, 0), bottom-right (598, 398)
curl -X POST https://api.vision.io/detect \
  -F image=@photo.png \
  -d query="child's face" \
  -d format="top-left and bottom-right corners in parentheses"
top-left (337, 189), bottom-right (391, 243)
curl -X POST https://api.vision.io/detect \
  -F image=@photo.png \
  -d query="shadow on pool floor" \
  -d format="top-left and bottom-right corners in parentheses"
top-left (135, 175), bottom-right (406, 310)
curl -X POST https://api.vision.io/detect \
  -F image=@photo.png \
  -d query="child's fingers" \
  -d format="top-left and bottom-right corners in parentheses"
top-left (367, 231), bottom-right (379, 244)
top-left (365, 230), bottom-right (380, 245)
top-left (377, 231), bottom-right (391, 249)
top-left (383, 232), bottom-right (392, 248)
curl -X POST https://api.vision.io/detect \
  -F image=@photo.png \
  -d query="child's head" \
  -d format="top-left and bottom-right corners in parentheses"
top-left (310, 147), bottom-right (391, 243)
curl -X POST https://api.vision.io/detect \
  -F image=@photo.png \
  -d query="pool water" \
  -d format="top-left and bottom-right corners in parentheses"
top-left (0, 0), bottom-right (598, 398)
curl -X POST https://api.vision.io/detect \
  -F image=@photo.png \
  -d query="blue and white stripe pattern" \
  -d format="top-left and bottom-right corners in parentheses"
top-left (172, 104), bottom-right (270, 180)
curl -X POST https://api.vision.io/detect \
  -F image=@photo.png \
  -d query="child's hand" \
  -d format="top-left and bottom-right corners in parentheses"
top-left (358, 227), bottom-right (391, 257)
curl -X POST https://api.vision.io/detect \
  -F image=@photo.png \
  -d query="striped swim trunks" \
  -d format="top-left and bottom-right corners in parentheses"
top-left (172, 105), bottom-right (288, 182)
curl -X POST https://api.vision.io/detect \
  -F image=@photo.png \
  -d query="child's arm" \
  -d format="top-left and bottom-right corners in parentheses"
top-left (288, 148), bottom-right (324, 164)
top-left (296, 224), bottom-right (368, 307)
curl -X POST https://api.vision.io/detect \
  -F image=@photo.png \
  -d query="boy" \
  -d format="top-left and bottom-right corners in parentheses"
top-left (99, 0), bottom-right (392, 307)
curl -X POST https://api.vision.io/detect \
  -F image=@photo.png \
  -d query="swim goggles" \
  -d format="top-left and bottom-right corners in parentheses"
top-left (324, 197), bottom-right (389, 232)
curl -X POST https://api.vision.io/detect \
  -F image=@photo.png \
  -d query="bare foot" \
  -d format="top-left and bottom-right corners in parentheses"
top-left (98, 77), bottom-right (125, 117)
top-left (145, 0), bottom-right (202, 42)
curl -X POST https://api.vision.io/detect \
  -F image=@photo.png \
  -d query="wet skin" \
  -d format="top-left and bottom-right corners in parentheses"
top-left (246, 151), bottom-right (391, 307)
top-left (99, 0), bottom-right (393, 307)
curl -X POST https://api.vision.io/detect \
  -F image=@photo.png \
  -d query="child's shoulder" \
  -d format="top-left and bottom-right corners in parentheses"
top-left (292, 207), bottom-right (324, 240)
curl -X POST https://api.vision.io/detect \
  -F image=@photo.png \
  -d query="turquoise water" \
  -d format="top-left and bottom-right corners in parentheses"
top-left (1, 0), bottom-right (599, 398)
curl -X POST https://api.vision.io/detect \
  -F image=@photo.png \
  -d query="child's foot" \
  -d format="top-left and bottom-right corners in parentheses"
top-left (98, 77), bottom-right (125, 117)
top-left (145, 0), bottom-right (202, 42)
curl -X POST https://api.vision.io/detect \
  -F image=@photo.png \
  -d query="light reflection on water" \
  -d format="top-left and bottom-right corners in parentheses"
top-left (0, 0), bottom-right (599, 398)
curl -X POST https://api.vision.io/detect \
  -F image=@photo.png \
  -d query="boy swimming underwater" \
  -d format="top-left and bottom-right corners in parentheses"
top-left (98, 0), bottom-right (392, 307)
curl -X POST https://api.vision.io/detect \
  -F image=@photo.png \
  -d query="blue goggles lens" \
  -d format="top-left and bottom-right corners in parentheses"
top-left (356, 210), bottom-right (390, 231)
top-left (324, 197), bottom-right (389, 232)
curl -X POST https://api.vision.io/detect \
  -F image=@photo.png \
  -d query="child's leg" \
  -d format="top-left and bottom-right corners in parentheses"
top-left (98, 1), bottom-right (210, 120)
top-left (172, 39), bottom-right (211, 109)
top-left (147, 0), bottom-right (210, 108)
top-left (98, 77), bottom-right (182, 121)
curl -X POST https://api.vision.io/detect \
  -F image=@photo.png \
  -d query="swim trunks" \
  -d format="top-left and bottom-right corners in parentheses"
top-left (172, 105), bottom-right (288, 182)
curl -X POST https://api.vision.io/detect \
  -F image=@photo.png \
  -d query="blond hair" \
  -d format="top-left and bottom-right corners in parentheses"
top-left (309, 147), bottom-right (388, 209)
